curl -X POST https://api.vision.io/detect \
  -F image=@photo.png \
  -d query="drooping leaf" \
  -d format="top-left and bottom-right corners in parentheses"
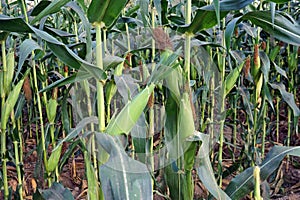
top-left (17, 39), bottom-right (42, 80)
top-left (239, 87), bottom-right (254, 126)
top-left (103, 56), bottom-right (124, 71)
top-left (54, 116), bottom-right (98, 151)
top-left (269, 83), bottom-right (300, 116)
top-left (0, 16), bottom-right (107, 81)
top-left (225, 17), bottom-right (241, 51)
top-left (87, 0), bottom-right (128, 28)
top-left (225, 146), bottom-right (300, 199)
top-left (242, 11), bottom-right (300, 46)
top-left (114, 74), bottom-right (139, 103)
top-left (263, 83), bottom-right (274, 111)
top-left (66, 1), bottom-right (92, 61)
top-left (260, 51), bottom-right (270, 82)
top-left (273, 62), bottom-right (287, 79)
top-left (95, 133), bottom-right (152, 200)
top-left (178, 9), bottom-right (228, 34)
top-left (0, 15), bottom-right (33, 33)
top-left (44, 26), bottom-right (75, 37)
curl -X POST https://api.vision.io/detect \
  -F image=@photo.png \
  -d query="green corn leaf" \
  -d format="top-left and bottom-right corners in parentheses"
top-left (195, 132), bottom-right (231, 200)
top-left (87, 0), bottom-right (128, 28)
top-left (263, 83), bottom-right (274, 111)
top-left (242, 11), bottom-right (300, 46)
top-left (226, 11), bottom-right (300, 50)
top-left (39, 72), bottom-right (87, 93)
top-left (131, 113), bottom-right (148, 163)
top-left (106, 83), bottom-right (155, 135)
top-left (84, 150), bottom-right (100, 200)
top-left (239, 87), bottom-right (254, 127)
top-left (178, 9), bottom-right (228, 34)
top-left (225, 17), bottom-right (241, 51)
top-left (270, 2), bottom-right (276, 26)
top-left (17, 39), bottom-right (42, 81)
top-left (0, 71), bottom-right (3, 98)
top-left (66, 1), bottom-right (92, 61)
top-left (140, 0), bottom-right (150, 26)
top-left (202, 0), bottom-right (253, 11)
top-left (1, 72), bottom-right (28, 130)
top-left (47, 144), bottom-right (62, 172)
top-left (213, 0), bottom-right (220, 26)
top-left (105, 80), bottom-right (117, 103)
top-left (46, 42), bottom-right (106, 80)
top-left (47, 99), bottom-right (58, 123)
top-left (40, 54), bottom-right (123, 93)
top-left (31, 0), bottom-right (71, 24)
top-left (260, 51), bottom-right (270, 83)
top-left (4, 50), bottom-right (15, 94)
top-left (0, 16), bottom-right (107, 81)
top-left (0, 16), bottom-right (33, 33)
top-left (255, 74), bottom-right (263, 102)
top-left (115, 74), bottom-right (139, 102)
top-left (30, 0), bottom-right (51, 16)
top-left (269, 83), bottom-right (300, 117)
top-left (54, 116), bottom-right (98, 151)
top-left (38, 182), bottom-right (74, 200)
top-left (165, 164), bottom-right (189, 200)
top-left (224, 61), bottom-right (244, 96)
top-left (178, 93), bottom-right (195, 140)
top-left (44, 27), bottom-right (75, 38)
top-left (103, 56), bottom-right (124, 71)
top-left (164, 88), bottom-right (180, 159)
top-left (95, 133), bottom-right (152, 200)
top-left (225, 146), bottom-right (300, 199)
top-left (266, 0), bottom-right (289, 3)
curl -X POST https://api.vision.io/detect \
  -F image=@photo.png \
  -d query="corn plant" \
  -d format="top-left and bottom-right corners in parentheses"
top-left (0, 0), bottom-right (300, 200)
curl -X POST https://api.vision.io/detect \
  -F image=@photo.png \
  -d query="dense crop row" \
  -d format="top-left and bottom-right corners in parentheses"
top-left (0, 0), bottom-right (299, 199)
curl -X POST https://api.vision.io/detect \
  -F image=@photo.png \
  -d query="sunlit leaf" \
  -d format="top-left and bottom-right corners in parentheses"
top-left (224, 61), bottom-right (244, 96)
top-left (106, 84), bottom-right (155, 135)
top-left (47, 145), bottom-right (62, 172)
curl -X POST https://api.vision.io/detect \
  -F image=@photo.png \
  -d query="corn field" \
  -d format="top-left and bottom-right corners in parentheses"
top-left (0, 0), bottom-right (300, 199)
